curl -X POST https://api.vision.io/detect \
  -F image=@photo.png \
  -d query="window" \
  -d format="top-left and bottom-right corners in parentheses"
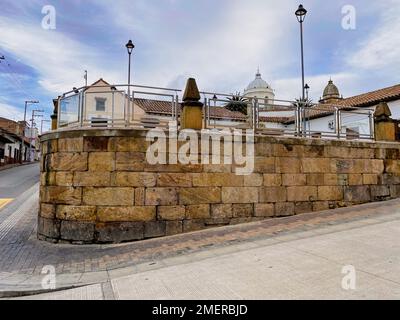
top-left (95, 98), bottom-right (106, 112)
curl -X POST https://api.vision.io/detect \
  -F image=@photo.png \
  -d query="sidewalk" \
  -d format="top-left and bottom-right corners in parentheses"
top-left (1, 197), bottom-right (400, 299)
top-left (0, 161), bottom-right (37, 172)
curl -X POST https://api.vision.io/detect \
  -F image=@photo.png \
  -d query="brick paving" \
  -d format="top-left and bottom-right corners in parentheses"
top-left (1, 186), bottom-right (399, 279)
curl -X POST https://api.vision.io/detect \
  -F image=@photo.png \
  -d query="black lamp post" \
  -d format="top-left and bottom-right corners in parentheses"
top-left (125, 40), bottom-right (135, 125)
top-left (295, 4), bottom-right (307, 136)
top-left (295, 4), bottom-right (307, 101)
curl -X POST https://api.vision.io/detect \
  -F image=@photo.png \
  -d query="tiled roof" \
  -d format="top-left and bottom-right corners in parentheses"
top-left (337, 84), bottom-right (400, 108)
top-left (134, 98), bottom-right (247, 121)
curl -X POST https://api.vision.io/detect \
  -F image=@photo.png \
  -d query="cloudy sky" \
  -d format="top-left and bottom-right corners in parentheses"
top-left (0, 0), bottom-right (399, 130)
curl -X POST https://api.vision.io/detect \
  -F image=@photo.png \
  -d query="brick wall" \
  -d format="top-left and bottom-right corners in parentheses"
top-left (38, 129), bottom-right (400, 244)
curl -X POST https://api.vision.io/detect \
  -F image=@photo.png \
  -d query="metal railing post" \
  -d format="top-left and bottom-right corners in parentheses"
top-left (335, 108), bottom-right (341, 139)
top-left (369, 110), bottom-right (375, 140)
top-left (112, 91), bottom-right (115, 128)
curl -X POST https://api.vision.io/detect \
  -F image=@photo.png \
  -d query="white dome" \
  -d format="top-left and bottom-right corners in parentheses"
top-left (246, 70), bottom-right (271, 91)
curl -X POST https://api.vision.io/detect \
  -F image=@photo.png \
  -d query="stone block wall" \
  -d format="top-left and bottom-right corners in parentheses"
top-left (38, 129), bottom-right (400, 244)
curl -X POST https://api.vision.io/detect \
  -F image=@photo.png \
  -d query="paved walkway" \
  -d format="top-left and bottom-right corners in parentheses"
top-left (0, 176), bottom-right (400, 298)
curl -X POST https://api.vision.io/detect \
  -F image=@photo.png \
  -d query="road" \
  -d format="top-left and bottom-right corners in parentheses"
top-left (0, 163), bottom-right (40, 200)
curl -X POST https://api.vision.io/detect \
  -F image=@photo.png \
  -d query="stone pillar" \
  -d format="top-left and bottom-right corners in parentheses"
top-left (51, 98), bottom-right (59, 130)
top-left (180, 78), bottom-right (203, 130)
top-left (374, 102), bottom-right (399, 142)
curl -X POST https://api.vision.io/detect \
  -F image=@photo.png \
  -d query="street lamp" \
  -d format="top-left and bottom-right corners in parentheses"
top-left (295, 4), bottom-right (307, 136)
top-left (304, 83), bottom-right (310, 100)
top-left (212, 94), bottom-right (218, 129)
top-left (126, 40), bottom-right (135, 126)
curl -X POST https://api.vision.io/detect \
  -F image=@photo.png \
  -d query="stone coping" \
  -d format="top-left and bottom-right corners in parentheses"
top-left (40, 128), bottom-right (400, 149)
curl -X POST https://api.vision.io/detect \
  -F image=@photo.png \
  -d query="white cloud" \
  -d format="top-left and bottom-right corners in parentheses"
top-left (0, 102), bottom-right (25, 121)
top-left (347, 0), bottom-right (400, 71)
top-left (0, 17), bottom-right (125, 95)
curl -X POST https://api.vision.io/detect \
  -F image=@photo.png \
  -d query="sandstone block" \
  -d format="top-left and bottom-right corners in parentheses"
top-left (301, 158), bottom-right (330, 173)
top-left (385, 160), bottom-right (400, 174)
top-left (108, 137), bottom-right (149, 152)
top-left (135, 188), bottom-right (145, 206)
top-left (294, 202), bottom-right (313, 214)
top-left (244, 174), bottom-right (263, 187)
top-left (56, 205), bottom-right (96, 221)
top-left (83, 136), bottom-right (109, 152)
top-left (166, 221), bottom-right (183, 236)
top-left (115, 152), bottom-right (145, 171)
top-left (113, 172), bottom-right (156, 187)
top-left (254, 203), bottom-right (274, 217)
top-left (146, 188), bottom-right (178, 205)
top-left (186, 204), bottom-right (210, 219)
top-left (157, 173), bottom-right (192, 187)
top-left (88, 152), bottom-right (114, 171)
top-left (276, 158), bottom-right (301, 173)
top-left (74, 172), bottom-right (111, 187)
top-left (60, 221), bottom-right (95, 242)
top-left (58, 138), bottom-right (83, 152)
top-left (259, 187), bottom-right (286, 203)
top-left (232, 204), bottom-right (254, 218)
top-left (56, 172), bottom-right (74, 186)
top-left (39, 204), bottom-right (56, 219)
top-left (50, 153), bottom-right (88, 171)
top-left (97, 206), bottom-right (155, 222)
top-left (306, 174), bottom-right (324, 186)
top-left (192, 173), bottom-right (243, 187)
top-left (344, 186), bottom-right (371, 203)
top-left (348, 174), bottom-right (363, 186)
top-left (282, 174), bottom-right (307, 186)
top-left (287, 186), bottom-right (317, 202)
top-left (83, 187), bottom-right (134, 206)
top-left (144, 221), bottom-right (166, 238)
top-left (43, 186), bottom-right (82, 205)
top-left (275, 202), bottom-right (295, 217)
top-left (179, 187), bottom-right (221, 205)
top-left (371, 185), bottom-right (390, 200)
top-left (211, 204), bottom-right (233, 218)
top-left (263, 174), bottom-right (282, 187)
top-left (222, 187), bottom-right (258, 203)
top-left (157, 206), bottom-right (186, 220)
top-left (37, 217), bottom-right (60, 239)
top-left (183, 220), bottom-right (206, 232)
top-left (363, 174), bottom-right (378, 185)
top-left (318, 186), bottom-right (343, 201)
top-left (254, 157), bottom-right (275, 173)
top-left (96, 222), bottom-right (144, 243)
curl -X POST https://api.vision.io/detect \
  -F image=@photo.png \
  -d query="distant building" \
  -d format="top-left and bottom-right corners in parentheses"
top-left (244, 69), bottom-right (275, 106)
top-left (0, 117), bottom-right (31, 165)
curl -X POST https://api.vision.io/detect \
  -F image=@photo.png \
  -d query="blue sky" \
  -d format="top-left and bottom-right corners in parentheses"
top-left (0, 0), bottom-right (399, 131)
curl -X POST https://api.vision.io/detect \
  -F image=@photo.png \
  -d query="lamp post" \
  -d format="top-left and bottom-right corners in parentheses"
top-left (212, 95), bottom-right (218, 129)
top-left (295, 4), bottom-right (307, 136)
top-left (125, 40), bottom-right (135, 126)
top-left (28, 109), bottom-right (43, 162)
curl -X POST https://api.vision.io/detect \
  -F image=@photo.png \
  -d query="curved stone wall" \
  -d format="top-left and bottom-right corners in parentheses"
top-left (38, 128), bottom-right (400, 244)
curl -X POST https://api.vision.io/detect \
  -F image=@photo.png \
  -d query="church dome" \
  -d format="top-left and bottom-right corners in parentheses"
top-left (322, 79), bottom-right (340, 100)
top-left (246, 69), bottom-right (271, 91)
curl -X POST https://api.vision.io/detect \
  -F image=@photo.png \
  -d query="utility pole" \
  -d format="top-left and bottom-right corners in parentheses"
top-left (28, 110), bottom-right (43, 162)
top-left (84, 70), bottom-right (88, 87)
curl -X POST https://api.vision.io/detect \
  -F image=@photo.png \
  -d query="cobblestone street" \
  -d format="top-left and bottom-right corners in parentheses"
top-left (1, 164), bottom-right (400, 299)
